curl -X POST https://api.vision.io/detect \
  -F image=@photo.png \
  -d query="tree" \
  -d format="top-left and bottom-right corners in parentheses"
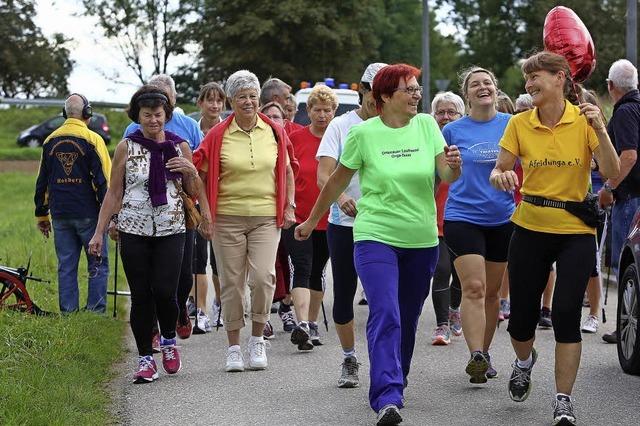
top-left (436, 0), bottom-right (630, 97)
top-left (0, 0), bottom-right (73, 98)
top-left (179, 0), bottom-right (461, 102)
top-left (82, 0), bottom-right (198, 84)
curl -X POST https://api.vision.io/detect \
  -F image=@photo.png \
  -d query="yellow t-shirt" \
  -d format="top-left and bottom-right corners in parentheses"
top-left (217, 116), bottom-right (278, 216)
top-left (500, 101), bottom-right (599, 235)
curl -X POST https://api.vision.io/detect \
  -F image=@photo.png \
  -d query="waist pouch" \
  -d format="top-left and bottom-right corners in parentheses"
top-left (522, 193), bottom-right (605, 228)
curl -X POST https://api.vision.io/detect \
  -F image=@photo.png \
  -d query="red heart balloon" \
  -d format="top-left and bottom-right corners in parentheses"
top-left (543, 6), bottom-right (596, 83)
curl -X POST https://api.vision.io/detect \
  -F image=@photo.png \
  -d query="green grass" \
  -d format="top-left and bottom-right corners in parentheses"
top-left (0, 171), bottom-right (130, 424)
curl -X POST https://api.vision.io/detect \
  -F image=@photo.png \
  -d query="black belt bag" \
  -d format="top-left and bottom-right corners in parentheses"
top-left (522, 193), bottom-right (605, 228)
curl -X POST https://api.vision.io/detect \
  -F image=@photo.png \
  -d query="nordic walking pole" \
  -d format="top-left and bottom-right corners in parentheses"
top-left (598, 211), bottom-right (608, 323)
top-left (112, 239), bottom-right (119, 318)
top-left (192, 231), bottom-right (204, 334)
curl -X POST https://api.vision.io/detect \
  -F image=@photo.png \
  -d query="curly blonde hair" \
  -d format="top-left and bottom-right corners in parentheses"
top-left (307, 85), bottom-right (338, 110)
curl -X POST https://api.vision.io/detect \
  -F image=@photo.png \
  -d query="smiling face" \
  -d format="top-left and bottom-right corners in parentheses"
top-left (139, 106), bottom-right (166, 138)
top-left (198, 90), bottom-right (225, 122)
top-left (524, 69), bottom-right (565, 107)
top-left (307, 101), bottom-right (335, 132)
top-left (465, 72), bottom-right (497, 109)
top-left (383, 76), bottom-right (422, 118)
top-left (230, 88), bottom-right (259, 121)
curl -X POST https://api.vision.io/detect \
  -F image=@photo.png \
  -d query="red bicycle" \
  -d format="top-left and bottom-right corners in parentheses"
top-left (0, 258), bottom-right (50, 315)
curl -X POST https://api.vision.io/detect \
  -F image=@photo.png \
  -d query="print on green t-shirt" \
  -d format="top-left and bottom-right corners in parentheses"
top-left (340, 114), bottom-right (446, 248)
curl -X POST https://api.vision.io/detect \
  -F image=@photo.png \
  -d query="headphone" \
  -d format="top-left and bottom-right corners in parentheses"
top-left (62, 93), bottom-right (93, 119)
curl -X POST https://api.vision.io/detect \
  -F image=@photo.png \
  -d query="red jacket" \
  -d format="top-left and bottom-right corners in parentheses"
top-left (193, 112), bottom-right (298, 228)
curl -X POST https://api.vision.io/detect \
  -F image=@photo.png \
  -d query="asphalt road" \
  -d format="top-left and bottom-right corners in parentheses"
top-left (111, 271), bottom-right (640, 426)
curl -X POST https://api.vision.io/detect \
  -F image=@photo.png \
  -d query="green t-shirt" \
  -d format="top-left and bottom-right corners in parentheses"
top-left (340, 113), bottom-right (446, 248)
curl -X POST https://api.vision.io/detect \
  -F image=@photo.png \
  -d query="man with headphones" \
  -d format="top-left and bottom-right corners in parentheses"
top-left (34, 93), bottom-right (112, 313)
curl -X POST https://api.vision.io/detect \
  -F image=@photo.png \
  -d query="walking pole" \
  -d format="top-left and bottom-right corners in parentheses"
top-left (321, 273), bottom-right (329, 332)
top-left (112, 239), bottom-right (119, 318)
top-left (192, 231), bottom-right (204, 334)
top-left (599, 210), bottom-right (610, 323)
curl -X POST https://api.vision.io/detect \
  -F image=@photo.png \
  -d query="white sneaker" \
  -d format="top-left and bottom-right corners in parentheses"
top-left (196, 309), bottom-right (211, 332)
top-left (211, 301), bottom-right (223, 328)
top-left (581, 315), bottom-right (599, 333)
top-left (225, 346), bottom-right (244, 372)
top-left (247, 338), bottom-right (269, 370)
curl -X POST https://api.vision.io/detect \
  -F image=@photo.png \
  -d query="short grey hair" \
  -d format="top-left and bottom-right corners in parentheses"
top-left (608, 59), bottom-right (638, 92)
top-left (226, 70), bottom-right (261, 100)
top-left (260, 77), bottom-right (291, 105)
top-left (515, 93), bottom-right (534, 112)
top-left (431, 91), bottom-right (465, 116)
top-left (148, 74), bottom-right (177, 98)
top-left (64, 94), bottom-right (86, 119)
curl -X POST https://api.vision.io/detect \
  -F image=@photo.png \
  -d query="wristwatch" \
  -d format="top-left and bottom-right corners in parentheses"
top-left (603, 182), bottom-right (613, 193)
top-left (288, 201), bottom-right (297, 210)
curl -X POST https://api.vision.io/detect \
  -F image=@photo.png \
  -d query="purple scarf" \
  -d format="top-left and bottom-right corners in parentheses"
top-left (127, 129), bottom-right (184, 207)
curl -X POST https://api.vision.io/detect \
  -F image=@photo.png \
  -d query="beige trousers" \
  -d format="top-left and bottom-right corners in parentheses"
top-left (212, 215), bottom-right (280, 331)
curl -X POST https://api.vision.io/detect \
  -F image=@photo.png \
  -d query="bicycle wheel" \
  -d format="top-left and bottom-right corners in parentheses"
top-left (0, 271), bottom-right (33, 313)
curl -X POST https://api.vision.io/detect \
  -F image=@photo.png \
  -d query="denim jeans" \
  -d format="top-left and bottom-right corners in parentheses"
top-left (52, 217), bottom-right (108, 313)
top-left (611, 196), bottom-right (640, 273)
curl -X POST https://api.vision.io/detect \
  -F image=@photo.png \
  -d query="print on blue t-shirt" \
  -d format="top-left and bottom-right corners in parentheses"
top-left (442, 112), bottom-right (514, 226)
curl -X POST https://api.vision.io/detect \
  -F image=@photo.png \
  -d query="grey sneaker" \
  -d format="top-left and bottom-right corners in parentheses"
top-left (309, 322), bottom-right (323, 346)
top-left (508, 348), bottom-right (538, 402)
top-left (552, 394), bottom-right (577, 425)
top-left (484, 352), bottom-right (497, 379)
top-left (538, 307), bottom-right (552, 328)
top-left (291, 324), bottom-right (313, 351)
top-left (338, 355), bottom-right (359, 388)
top-left (465, 351), bottom-right (489, 384)
top-left (376, 404), bottom-right (402, 425)
top-left (581, 315), bottom-right (599, 333)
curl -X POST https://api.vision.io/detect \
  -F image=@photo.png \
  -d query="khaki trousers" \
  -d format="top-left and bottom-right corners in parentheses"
top-left (212, 215), bottom-right (280, 331)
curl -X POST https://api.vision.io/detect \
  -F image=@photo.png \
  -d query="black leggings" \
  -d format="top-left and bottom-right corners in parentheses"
top-left (326, 223), bottom-right (359, 325)
top-left (507, 225), bottom-right (595, 344)
top-left (120, 232), bottom-right (185, 356)
top-left (431, 237), bottom-right (462, 325)
top-left (176, 229), bottom-right (195, 313)
top-left (283, 227), bottom-right (329, 292)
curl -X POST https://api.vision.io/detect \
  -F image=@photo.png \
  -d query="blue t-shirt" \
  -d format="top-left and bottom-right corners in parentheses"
top-left (123, 111), bottom-right (203, 151)
top-left (442, 112), bottom-right (514, 225)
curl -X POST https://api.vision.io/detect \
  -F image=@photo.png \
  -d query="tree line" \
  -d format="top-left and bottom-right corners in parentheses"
top-left (1, 0), bottom-right (633, 101)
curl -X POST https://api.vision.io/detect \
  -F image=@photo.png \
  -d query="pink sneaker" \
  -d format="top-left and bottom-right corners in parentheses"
top-left (133, 356), bottom-right (159, 384)
top-left (151, 330), bottom-right (161, 354)
top-left (160, 338), bottom-right (182, 374)
top-left (176, 309), bottom-right (192, 339)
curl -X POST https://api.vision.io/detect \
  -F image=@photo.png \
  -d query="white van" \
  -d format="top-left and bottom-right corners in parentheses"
top-left (294, 88), bottom-right (360, 125)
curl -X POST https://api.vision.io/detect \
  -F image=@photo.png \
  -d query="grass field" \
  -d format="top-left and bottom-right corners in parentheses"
top-left (0, 171), bottom-right (129, 424)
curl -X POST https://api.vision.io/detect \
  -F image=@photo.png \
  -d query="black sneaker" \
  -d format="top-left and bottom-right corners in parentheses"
top-left (484, 352), bottom-right (498, 379)
top-left (278, 303), bottom-right (296, 333)
top-left (465, 351), bottom-right (489, 384)
top-left (376, 404), bottom-right (402, 425)
top-left (290, 324), bottom-right (313, 351)
top-left (602, 330), bottom-right (617, 344)
top-left (338, 355), bottom-right (359, 388)
top-left (538, 307), bottom-right (552, 328)
top-left (552, 394), bottom-right (577, 425)
top-left (508, 348), bottom-right (538, 402)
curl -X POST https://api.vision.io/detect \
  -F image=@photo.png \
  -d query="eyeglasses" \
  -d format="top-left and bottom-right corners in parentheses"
top-left (266, 114), bottom-right (283, 121)
top-left (88, 255), bottom-right (102, 279)
top-left (395, 86), bottom-right (423, 95)
top-left (235, 94), bottom-right (259, 102)
top-left (435, 109), bottom-right (461, 118)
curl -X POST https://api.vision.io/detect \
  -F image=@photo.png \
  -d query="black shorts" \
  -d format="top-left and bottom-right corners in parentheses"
top-left (193, 231), bottom-right (208, 275)
top-left (443, 220), bottom-right (513, 262)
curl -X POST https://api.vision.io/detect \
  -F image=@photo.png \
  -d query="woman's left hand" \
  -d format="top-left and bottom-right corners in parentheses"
top-left (283, 206), bottom-right (296, 229)
top-left (444, 145), bottom-right (462, 169)
top-left (579, 103), bottom-right (606, 131)
top-left (166, 157), bottom-right (198, 178)
top-left (198, 215), bottom-right (214, 240)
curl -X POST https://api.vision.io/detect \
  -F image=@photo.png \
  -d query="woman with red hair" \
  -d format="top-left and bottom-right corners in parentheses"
top-left (295, 64), bottom-right (462, 425)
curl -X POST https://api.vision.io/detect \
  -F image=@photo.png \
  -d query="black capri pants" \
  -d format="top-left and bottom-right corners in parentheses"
top-left (120, 232), bottom-right (185, 356)
top-left (443, 220), bottom-right (513, 262)
top-left (507, 225), bottom-right (595, 344)
top-left (327, 223), bottom-right (359, 325)
top-left (283, 227), bottom-right (329, 292)
top-left (193, 231), bottom-right (208, 275)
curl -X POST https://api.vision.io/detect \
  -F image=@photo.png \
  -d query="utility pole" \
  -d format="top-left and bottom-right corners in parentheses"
top-left (628, 0), bottom-right (638, 66)
top-left (422, 0), bottom-right (431, 113)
